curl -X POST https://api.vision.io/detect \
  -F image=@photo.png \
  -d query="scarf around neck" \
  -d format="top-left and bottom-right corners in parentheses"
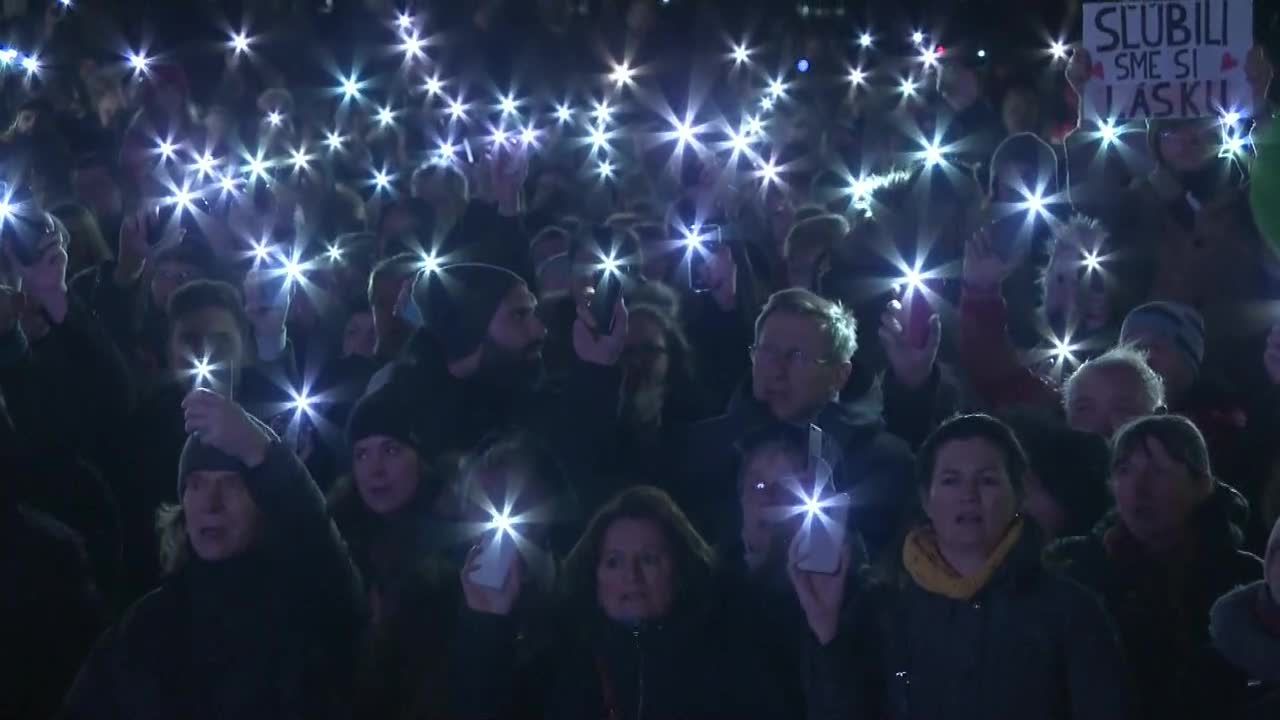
top-left (902, 518), bottom-right (1024, 601)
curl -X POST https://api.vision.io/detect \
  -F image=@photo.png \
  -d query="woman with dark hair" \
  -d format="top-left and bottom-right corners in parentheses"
top-left (612, 304), bottom-right (709, 493)
top-left (801, 414), bottom-right (1131, 719)
top-left (1048, 414), bottom-right (1263, 720)
top-left (450, 485), bottom-right (783, 719)
top-left (63, 390), bottom-right (365, 718)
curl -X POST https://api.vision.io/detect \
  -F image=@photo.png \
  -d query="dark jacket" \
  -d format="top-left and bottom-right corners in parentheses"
top-left (1210, 581), bottom-right (1280, 720)
top-left (0, 293), bottom-right (135, 476)
top-left (371, 331), bottom-right (620, 514)
top-left (449, 605), bottom-right (785, 720)
top-left (0, 503), bottom-right (103, 720)
top-left (63, 441), bottom-right (367, 720)
top-left (812, 522), bottom-right (1132, 720)
top-left (673, 379), bottom-right (914, 559)
top-left (1046, 485), bottom-right (1263, 720)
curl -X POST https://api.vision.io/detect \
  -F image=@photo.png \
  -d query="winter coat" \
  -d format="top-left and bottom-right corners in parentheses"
top-left (370, 331), bottom-right (620, 516)
top-left (672, 378), bottom-right (914, 559)
top-left (63, 441), bottom-right (367, 720)
top-left (957, 283), bottom-right (1062, 415)
top-left (0, 292), bottom-right (135, 477)
top-left (1046, 485), bottom-right (1263, 720)
top-left (1210, 581), bottom-right (1280, 720)
top-left (810, 522), bottom-right (1132, 720)
top-left (0, 503), bottom-right (103, 720)
top-left (449, 605), bottom-right (786, 720)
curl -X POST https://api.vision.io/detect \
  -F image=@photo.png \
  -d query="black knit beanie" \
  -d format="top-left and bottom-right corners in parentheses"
top-left (176, 434), bottom-right (248, 497)
top-left (412, 263), bottom-right (525, 363)
top-left (347, 387), bottom-right (421, 452)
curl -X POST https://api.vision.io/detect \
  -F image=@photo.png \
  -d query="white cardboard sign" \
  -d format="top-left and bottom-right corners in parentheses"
top-left (1083, 0), bottom-right (1253, 121)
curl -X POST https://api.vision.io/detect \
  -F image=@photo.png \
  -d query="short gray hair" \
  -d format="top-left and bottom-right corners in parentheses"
top-left (754, 288), bottom-right (858, 362)
top-left (1064, 344), bottom-right (1166, 411)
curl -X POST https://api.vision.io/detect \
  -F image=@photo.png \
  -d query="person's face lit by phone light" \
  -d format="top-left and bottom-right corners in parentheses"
top-left (596, 516), bottom-right (676, 624)
top-left (922, 436), bottom-right (1019, 558)
top-left (352, 434), bottom-right (422, 515)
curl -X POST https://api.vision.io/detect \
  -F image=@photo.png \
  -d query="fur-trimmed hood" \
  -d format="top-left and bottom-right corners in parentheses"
top-left (1209, 581), bottom-right (1280, 684)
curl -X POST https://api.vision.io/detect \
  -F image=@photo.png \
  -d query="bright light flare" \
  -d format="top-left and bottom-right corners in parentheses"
top-left (156, 137), bottom-right (178, 162)
top-left (609, 61), bottom-right (635, 88)
top-left (899, 262), bottom-right (926, 295)
top-left (398, 31), bottom-right (427, 61)
top-left (266, 110), bottom-right (283, 127)
top-left (1049, 40), bottom-right (1069, 61)
top-left (899, 77), bottom-right (919, 98)
top-left (766, 76), bottom-right (787, 99)
top-left (327, 243), bottom-right (343, 262)
top-left (289, 145), bottom-right (313, 173)
top-left (420, 252), bottom-right (441, 272)
top-left (376, 104), bottom-right (397, 128)
top-left (423, 73), bottom-right (445, 97)
top-left (730, 42), bottom-right (752, 65)
top-left (1050, 333), bottom-right (1079, 366)
top-left (497, 92), bottom-right (520, 117)
top-left (251, 238), bottom-right (272, 262)
top-left (371, 166), bottom-right (395, 193)
top-left (446, 95), bottom-right (469, 122)
top-left (847, 65), bottom-right (867, 87)
top-left (911, 30), bottom-right (925, 46)
top-left (553, 101), bottom-right (574, 124)
top-left (20, 53), bottom-right (39, 76)
top-left (243, 149), bottom-right (272, 183)
top-left (325, 129), bottom-right (346, 152)
top-left (858, 32), bottom-right (874, 48)
top-left (919, 45), bottom-right (942, 69)
top-left (230, 30), bottom-right (252, 55)
top-left (125, 50), bottom-right (150, 74)
top-left (395, 10), bottom-right (414, 30)
top-left (596, 159), bottom-right (616, 180)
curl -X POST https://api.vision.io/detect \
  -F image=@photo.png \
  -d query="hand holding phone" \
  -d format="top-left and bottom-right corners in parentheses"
top-left (687, 225), bottom-right (723, 294)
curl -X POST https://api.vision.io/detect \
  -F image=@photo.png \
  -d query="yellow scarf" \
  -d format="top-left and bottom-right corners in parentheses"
top-left (902, 518), bottom-right (1025, 601)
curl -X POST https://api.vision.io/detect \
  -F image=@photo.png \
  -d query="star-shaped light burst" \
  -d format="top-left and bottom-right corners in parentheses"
top-left (1220, 109), bottom-right (1243, 127)
top-left (168, 181), bottom-right (199, 215)
top-left (755, 156), bottom-right (783, 188)
top-left (250, 237), bottom-right (273, 263)
top-left (1048, 39), bottom-right (1069, 61)
top-left (0, 48), bottom-right (18, 66)
top-left (590, 97), bottom-right (614, 126)
top-left (587, 123), bottom-right (615, 155)
top-left (847, 65), bottom-right (867, 87)
top-left (918, 45), bottom-right (943, 69)
top-left (282, 248), bottom-right (309, 286)
top-left (192, 151), bottom-right (219, 179)
top-left (217, 172), bottom-right (241, 197)
top-left (336, 69), bottom-right (367, 104)
top-left (553, 100), bottom-right (574, 125)
top-left (20, 53), bottom-right (40, 76)
top-left (489, 126), bottom-right (510, 147)
top-left (398, 31), bottom-right (427, 62)
top-left (326, 242), bottom-right (343, 263)
top-left (420, 252), bottom-right (442, 273)
top-left (1097, 117), bottom-right (1122, 147)
top-left (189, 352), bottom-right (217, 388)
top-left (898, 260), bottom-right (927, 296)
top-left (497, 91), bottom-right (521, 117)
top-left (395, 10), bottom-right (415, 31)
top-left (370, 165), bottom-right (396, 196)
top-left (446, 94), bottom-right (470, 123)
top-left (1219, 130), bottom-right (1251, 158)
top-left (595, 158), bottom-right (616, 180)
top-left (609, 61), bottom-right (636, 88)
top-left (289, 145), bottom-right (313, 174)
top-left (125, 49), bottom-right (150, 75)
top-left (229, 29), bottom-right (252, 55)
top-left (423, 73), bottom-right (445, 98)
top-left (898, 76), bottom-right (920, 99)
top-left (324, 128), bottom-right (346, 153)
top-left (1081, 247), bottom-right (1103, 273)
top-left (911, 30), bottom-right (926, 46)
top-left (266, 110), bottom-right (284, 127)
top-left (242, 148), bottom-right (273, 184)
top-left (376, 103), bottom-right (397, 129)
top-left (858, 31), bottom-right (874, 49)
top-left (519, 125), bottom-right (539, 148)
top-left (730, 41), bottom-right (753, 66)
top-left (766, 75), bottom-right (788, 100)
top-left (156, 136), bottom-right (179, 163)
top-left (1049, 332), bottom-right (1079, 367)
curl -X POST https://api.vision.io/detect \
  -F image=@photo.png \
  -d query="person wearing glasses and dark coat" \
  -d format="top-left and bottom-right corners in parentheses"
top-left (671, 289), bottom-right (914, 559)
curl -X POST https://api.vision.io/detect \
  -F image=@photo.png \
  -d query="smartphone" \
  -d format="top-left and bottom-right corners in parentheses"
top-left (469, 526), bottom-right (518, 591)
top-left (591, 268), bottom-right (623, 334)
top-left (794, 493), bottom-right (849, 575)
top-left (899, 283), bottom-right (934, 349)
top-left (688, 225), bottom-right (722, 294)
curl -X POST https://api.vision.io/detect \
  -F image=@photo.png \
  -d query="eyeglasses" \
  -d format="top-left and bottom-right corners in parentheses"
top-left (749, 343), bottom-right (834, 368)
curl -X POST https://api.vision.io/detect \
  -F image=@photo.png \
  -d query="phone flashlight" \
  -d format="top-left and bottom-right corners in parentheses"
top-left (469, 510), bottom-right (520, 590)
top-left (686, 224), bottom-right (723, 294)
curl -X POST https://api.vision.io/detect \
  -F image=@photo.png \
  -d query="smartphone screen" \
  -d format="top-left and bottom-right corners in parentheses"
top-left (794, 489), bottom-right (849, 575)
top-left (469, 526), bottom-right (518, 590)
top-left (591, 269), bottom-right (623, 334)
top-left (688, 225), bottom-right (722, 294)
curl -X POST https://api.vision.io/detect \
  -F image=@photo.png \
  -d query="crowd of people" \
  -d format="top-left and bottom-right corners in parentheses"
top-left (2, 0), bottom-right (1280, 718)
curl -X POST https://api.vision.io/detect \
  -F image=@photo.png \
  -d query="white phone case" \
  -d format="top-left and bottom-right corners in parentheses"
top-left (469, 529), bottom-right (518, 590)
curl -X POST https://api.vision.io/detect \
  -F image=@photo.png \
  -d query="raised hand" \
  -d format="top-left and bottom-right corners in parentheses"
top-left (788, 542), bottom-right (850, 646)
top-left (962, 226), bottom-right (1019, 293)
top-left (573, 287), bottom-right (628, 367)
top-left (879, 299), bottom-right (941, 389)
top-left (460, 543), bottom-right (524, 616)
top-left (181, 388), bottom-right (271, 468)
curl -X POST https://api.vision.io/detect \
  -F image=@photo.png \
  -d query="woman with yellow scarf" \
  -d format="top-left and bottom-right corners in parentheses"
top-left (792, 414), bottom-right (1133, 719)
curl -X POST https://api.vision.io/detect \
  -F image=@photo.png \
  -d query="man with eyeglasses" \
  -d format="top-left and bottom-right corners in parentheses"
top-left (673, 288), bottom-right (913, 559)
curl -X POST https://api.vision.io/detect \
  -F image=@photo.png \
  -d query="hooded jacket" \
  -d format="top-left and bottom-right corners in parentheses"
top-left (1210, 581), bottom-right (1280, 720)
top-left (810, 521), bottom-right (1132, 720)
top-left (1046, 484), bottom-right (1263, 720)
top-left (62, 441), bottom-right (367, 720)
top-left (673, 378), bottom-right (914, 559)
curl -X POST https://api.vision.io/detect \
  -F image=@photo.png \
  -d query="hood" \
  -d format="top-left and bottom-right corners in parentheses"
top-left (1209, 581), bottom-right (1280, 683)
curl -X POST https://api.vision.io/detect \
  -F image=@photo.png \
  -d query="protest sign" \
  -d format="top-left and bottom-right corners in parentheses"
top-left (1082, 0), bottom-right (1253, 121)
